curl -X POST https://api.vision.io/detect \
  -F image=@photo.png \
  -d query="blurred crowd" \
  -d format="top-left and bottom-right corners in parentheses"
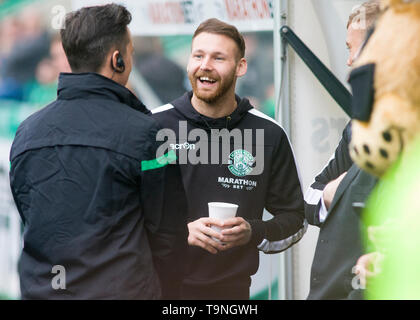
top-left (0, 7), bottom-right (70, 105)
top-left (0, 7), bottom-right (276, 113)
top-left (237, 33), bottom-right (275, 119)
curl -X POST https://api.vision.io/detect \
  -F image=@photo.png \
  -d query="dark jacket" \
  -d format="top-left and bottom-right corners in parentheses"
top-left (9, 73), bottom-right (188, 299)
top-left (151, 92), bottom-right (306, 289)
top-left (304, 123), bottom-right (377, 299)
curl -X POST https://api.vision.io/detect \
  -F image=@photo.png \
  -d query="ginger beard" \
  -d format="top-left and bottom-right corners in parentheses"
top-left (189, 67), bottom-right (236, 104)
top-left (187, 31), bottom-right (243, 105)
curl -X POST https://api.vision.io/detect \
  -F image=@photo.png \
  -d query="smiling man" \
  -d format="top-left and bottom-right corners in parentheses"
top-left (188, 30), bottom-right (246, 116)
top-left (151, 18), bottom-right (306, 300)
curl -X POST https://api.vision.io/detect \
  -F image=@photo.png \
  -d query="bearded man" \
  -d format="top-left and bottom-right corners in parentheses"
top-left (151, 18), bottom-right (306, 300)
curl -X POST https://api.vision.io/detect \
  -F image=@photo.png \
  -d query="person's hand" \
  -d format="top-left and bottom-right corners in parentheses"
top-left (219, 217), bottom-right (252, 251)
top-left (187, 217), bottom-right (226, 254)
top-left (354, 252), bottom-right (384, 288)
top-left (323, 171), bottom-right (347, 210)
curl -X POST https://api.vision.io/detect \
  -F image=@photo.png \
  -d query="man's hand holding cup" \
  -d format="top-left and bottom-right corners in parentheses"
top-left (188, 202), bottom-right (250, 254)
top-left (187, 217), bottom-right (227, 254)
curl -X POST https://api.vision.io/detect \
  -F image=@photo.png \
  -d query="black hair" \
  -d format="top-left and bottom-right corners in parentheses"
top-left (60, 3), bottom-right (132, 73)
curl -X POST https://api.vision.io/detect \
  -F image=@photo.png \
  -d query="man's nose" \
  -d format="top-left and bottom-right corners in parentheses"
top-left (200, 57), bottom-right (212, 70)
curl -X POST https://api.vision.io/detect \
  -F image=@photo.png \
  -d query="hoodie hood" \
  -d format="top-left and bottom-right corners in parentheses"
top-left (57, 72), bottom-right (150, 115)
top-left (170, 91), bottom-right (253, 131)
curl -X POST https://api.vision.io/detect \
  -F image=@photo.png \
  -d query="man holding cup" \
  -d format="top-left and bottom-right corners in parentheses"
top-left (152, 18), bottom-right (306, 299)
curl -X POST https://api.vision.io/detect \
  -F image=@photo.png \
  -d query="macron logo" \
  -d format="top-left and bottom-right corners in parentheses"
top-left (170, 142), bottom-right (196, 150)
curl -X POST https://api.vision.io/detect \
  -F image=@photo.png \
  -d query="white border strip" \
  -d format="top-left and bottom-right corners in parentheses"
top-left (257, 220), bottom-right (308, 253)
top-left (151, 103), bottom-right (174, 114)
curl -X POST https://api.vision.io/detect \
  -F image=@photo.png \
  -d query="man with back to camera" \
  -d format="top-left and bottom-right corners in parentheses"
top-left (9, 4), bottom-right (188, 299)
top-left (151, 18), bottom-right (307, 300)
top-left (304, 0), bottom-right (381, 300)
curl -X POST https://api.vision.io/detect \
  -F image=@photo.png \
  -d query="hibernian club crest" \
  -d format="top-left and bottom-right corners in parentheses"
top-left (228, 149), bottom-right (255, 177)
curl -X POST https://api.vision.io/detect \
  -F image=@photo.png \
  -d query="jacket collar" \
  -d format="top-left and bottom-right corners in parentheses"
top-left (57, 72), bottom-right (150, 114)
top-left (170, 91), bottom-right (253, 131)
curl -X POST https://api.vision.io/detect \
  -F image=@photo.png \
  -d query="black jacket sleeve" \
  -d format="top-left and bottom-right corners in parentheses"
top-left (304, 122), bottom-right (353, 226)
top-left (141, 124), bottom-right (188, 300)
top-left (247, 129), bottom-right (306, 254)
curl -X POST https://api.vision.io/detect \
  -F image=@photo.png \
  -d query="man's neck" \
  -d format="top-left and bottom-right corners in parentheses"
top-left (191, 92), bottom-right (238, 119)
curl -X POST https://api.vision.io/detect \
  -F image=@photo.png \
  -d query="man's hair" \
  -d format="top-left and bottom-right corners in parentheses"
top-left (347, 0), bottom-right (381, 30)
top-left (60, 4), bottom-right (132, 73)
top-left (193, 18), bottom-right (246, 59)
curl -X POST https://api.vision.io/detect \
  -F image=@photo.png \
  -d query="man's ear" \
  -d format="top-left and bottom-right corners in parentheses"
top-left (236, 58), bottom-right (247, 78)
top-left (110, 50), bottom-right (123, 72)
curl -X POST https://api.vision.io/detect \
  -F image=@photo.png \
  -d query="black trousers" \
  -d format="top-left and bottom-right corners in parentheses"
top-left (180, 283), bottom-right (250, 300)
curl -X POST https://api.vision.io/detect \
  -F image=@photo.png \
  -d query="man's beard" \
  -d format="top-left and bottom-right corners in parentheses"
top-left (190, 71), bottom-right (236, 104)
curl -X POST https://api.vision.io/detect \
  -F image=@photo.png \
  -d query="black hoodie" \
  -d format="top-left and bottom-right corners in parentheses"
top-left (151, 92), bottom-right (306, 289)
top-left (9, 73), bottom-right (188, 299)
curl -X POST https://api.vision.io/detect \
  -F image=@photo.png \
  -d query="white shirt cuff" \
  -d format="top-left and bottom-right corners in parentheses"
top-left (319, 194), bottom-right (329, 223)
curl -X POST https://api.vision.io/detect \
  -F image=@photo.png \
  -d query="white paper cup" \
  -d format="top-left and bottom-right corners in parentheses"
top-left (208, 202), bottom-right (238, 241)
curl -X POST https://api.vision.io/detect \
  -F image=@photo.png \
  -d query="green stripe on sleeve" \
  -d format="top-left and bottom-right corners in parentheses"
top-left (141, 150), bottom-right (177, 171)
